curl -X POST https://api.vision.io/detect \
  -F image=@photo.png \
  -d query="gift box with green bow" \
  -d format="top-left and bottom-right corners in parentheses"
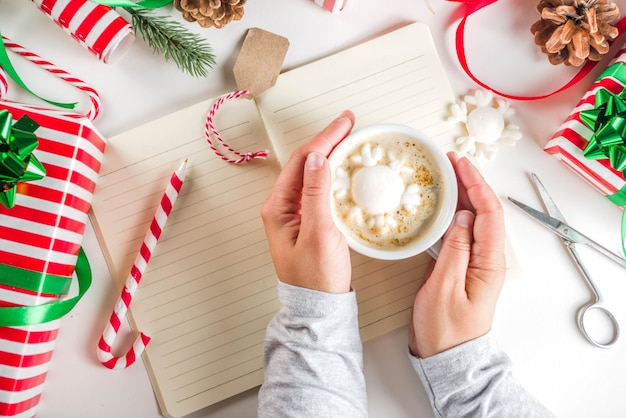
top-left (545, 47), bottom-right (626, 209)
top-left (0, 99), bottom-right (105, 418)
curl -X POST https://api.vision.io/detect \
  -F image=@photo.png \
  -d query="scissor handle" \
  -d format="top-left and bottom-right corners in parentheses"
top-left (577, 303), bottom-right (620, 349)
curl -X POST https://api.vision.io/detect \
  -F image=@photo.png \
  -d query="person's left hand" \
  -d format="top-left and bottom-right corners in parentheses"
top-left (261, 110), bottom-right (355, 294)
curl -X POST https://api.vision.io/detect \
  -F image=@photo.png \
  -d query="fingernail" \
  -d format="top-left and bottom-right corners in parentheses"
top-left (455, 210), bottom-right (474, 228)
top-left (305, 152), bottom-right (325, 171)
top-left (335, 110), bottom-right (353, 125)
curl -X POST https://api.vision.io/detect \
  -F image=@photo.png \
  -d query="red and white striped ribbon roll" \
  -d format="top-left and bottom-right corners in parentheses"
top-left (31, 0), bottom-right (135, 64)
top-left (97, 160), bottom-right (187, 369)
top-left (0, 35), bottom-right (101, 120)
top-left (204, 90), bottom-right (269, 164)
top-left (311, 0), bottom-right (348, 13)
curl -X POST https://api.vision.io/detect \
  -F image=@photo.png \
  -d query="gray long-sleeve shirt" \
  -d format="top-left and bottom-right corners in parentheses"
top-left (258, 281), bottom-right (554, 417)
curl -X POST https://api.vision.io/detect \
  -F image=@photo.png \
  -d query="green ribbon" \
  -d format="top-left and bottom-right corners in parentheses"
top-left (0, 30), bottom-right (77, 110)
top-left (0, 263), bottom-right (71, 296)
top-left (0, 248), bottom-right (92, 327)
top-left (0, 109), bottom-right (46, 208)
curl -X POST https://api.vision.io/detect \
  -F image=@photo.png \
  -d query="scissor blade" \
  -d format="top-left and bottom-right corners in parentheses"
top-left (567, 226), bottom-right (626, 269)
top-left (508, 197), bottom-right (626, 269)
top-left (530, 173), bottom-right (568, 223)
top-left (507, 197), bottom-right (562, 231)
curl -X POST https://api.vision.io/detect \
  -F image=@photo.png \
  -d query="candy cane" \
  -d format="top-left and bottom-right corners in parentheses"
top-left (97, 160), bottom-right (186, 369)
top-left (1, 35), bottom-right (101, 120)
top-left (204, 90), bottom-right (269, 164)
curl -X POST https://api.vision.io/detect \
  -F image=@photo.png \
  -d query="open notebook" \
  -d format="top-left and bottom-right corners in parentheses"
top-left (90, 22), bottom-right (465, 418)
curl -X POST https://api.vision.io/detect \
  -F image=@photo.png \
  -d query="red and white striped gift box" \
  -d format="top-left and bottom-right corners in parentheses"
top-left (310, 0), bottom-right (348, 13)
top-left (544, 47), bottom-right (626, 208)
top-left (0, 101), bottom-right (106, 418)
top-left (31, 0), bottom-right (135, 64)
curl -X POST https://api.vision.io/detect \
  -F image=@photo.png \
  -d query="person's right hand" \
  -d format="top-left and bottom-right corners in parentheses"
top-left (409, 154), bottom-right (507, 358)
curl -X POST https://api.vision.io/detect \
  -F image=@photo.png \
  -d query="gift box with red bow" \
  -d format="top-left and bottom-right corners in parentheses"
top-left (545, 46), bottom-right (626, 208)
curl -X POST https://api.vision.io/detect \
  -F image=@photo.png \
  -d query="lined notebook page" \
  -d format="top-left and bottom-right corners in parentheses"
top-left (90, 98), bottom-right (280, 418)
top-left (90, 21), bottom-right (465, 417)
top-left (256, 21), bottom-right (464, 341)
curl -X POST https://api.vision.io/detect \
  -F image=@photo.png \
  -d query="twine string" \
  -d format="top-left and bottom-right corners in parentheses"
top-left (204, 90), bottom-right (269, 164)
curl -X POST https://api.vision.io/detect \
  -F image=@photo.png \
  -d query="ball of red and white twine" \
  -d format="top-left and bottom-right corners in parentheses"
top-left (0, 35), bottom-right (101, 120)
top-left (204, 89), bottom-right (269, 164)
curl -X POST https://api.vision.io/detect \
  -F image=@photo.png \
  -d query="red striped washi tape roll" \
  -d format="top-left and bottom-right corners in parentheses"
top-left (31, 0), bottom-right (135, 64)
top-left (310, 0), bottom-right (348, 13)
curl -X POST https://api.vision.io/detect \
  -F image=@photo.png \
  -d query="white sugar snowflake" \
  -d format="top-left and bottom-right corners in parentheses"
top-left (448, 90), bottom-right (522, 160)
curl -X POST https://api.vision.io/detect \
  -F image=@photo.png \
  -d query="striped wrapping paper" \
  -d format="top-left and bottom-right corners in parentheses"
top-left (545, 47), bottom-right (626, 208)
top-left (31, 0), bottom-right (135, 63)
top-left (311, 0), bottom-right (348, 13)
top-left (0, 101), bottom-right (106, 418)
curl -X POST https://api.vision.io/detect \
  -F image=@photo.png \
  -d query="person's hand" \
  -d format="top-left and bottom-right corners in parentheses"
top-left (409, 154), bottom-right (507, 358)
top-left (261, 110), bottom-right (355, 294)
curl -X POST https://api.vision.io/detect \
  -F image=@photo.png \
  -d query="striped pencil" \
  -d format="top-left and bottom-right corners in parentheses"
top-left (97, 159), bottom-right (187, 369)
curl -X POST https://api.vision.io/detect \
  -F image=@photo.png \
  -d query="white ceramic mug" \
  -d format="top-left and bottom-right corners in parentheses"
top-left (328, 124), bottom-right (458, 260)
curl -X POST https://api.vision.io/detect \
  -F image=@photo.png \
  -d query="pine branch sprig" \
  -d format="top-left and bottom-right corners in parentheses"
top-left (126, 8), bottom-right (216, 78)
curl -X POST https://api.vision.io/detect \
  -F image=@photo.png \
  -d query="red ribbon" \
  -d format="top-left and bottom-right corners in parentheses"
top-left (448, 0), bottom-right (626, 100)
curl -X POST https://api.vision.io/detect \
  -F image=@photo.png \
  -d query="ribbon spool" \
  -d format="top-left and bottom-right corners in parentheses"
top-left (31, 0), bottom-right (135, 64)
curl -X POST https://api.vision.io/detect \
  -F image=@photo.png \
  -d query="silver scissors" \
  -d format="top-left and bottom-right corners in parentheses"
top-left (508, 173), bottom-right (626, 348)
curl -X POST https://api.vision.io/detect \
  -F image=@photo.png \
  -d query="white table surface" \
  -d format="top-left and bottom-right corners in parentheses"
top-left (2, 0), bottom-right (626, 417)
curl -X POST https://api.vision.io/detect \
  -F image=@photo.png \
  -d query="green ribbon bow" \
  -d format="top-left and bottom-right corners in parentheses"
top-left (579, 88), bottom-right (626, 176)
top-left (0, 109), bottom-right (46, 208)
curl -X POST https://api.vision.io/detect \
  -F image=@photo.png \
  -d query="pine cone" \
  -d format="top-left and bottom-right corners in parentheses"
top-left (530, 0), bottom-right (621, 66)
top-left (174, 0), bottom-right (246, 29)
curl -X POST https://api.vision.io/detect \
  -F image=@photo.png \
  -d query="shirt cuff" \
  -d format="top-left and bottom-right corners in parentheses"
top-left (277, 280), bottom-right (358, 319)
